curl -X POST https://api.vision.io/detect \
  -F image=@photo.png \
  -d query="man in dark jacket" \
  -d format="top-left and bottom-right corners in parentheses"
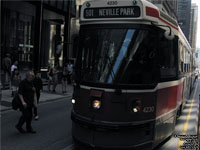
top-left (33, 71), bottom-right (43, 120)
top-left (15, 71), bottom-right (36, 134)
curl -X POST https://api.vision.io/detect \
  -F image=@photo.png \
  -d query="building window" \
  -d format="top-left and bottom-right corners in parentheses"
top-left (2, 1), bottom-right (35, 69)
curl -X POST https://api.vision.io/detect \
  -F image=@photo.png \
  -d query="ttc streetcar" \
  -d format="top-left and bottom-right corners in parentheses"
top-left (71, 0), bottom-right (196, 149)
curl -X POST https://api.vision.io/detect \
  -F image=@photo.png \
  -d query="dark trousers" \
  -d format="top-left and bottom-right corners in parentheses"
top-left (67, 74), bottom-right (72, 84)
top-left (34, 91), bottom-right (40, 116)
top-left (16, 106), bottom-right (33, 130)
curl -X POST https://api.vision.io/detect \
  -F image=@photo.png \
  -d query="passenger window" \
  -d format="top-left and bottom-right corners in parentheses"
top-left (159, 31), bottom-right (177, 79)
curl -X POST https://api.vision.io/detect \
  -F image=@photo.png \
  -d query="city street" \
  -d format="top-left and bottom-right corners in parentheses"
top-left (1, 80), bottom-right (199, 150)
top-left (1, 98), bottom-right (73, 150)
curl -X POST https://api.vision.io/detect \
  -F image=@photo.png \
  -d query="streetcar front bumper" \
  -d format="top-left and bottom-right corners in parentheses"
top-left (71, 111), bottom-right (154, 150)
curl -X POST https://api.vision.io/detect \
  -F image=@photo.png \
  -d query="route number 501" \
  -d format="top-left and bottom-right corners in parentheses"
top-left (143, 106), bottom-right (154, 113)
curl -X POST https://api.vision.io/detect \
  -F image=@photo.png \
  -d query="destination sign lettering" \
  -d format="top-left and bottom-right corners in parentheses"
top-left (84, 6), bottom-right (140, 19)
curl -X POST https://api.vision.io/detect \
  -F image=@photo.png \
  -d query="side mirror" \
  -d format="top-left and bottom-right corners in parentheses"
top-left (164, 30), bottom-right (174, 40)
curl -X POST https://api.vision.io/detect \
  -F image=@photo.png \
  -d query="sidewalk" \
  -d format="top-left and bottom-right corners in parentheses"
top-left (0, 83), bottom-right (73, 112)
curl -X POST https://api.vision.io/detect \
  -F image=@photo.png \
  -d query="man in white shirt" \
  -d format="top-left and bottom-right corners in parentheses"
top-left (10, 61), bottom-right (18, 91)
top-left (11, 61), bottom-right (18, 73)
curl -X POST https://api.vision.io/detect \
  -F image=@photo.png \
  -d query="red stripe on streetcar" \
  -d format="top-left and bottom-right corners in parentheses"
top-left (146, 6), bottom-right (179, 31)
top-left (90, 90), bottom-right (103, 97)
top-left (156, 82), bottom-right (184, 117)
top-left (158, 17), bottom-right (179, 31)
top-left (146, 6), bottom-right (159, 18)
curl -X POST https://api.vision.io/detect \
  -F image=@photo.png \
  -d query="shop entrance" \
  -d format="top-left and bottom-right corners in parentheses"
top-left (40, 9), bottom-right (65, 69)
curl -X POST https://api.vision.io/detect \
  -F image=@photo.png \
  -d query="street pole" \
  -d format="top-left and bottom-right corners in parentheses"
top-left (33, 0), bottom-right (43, 72)
top-left (63, 0), bottom-right (71, 66)
top-left (0, 0), bottom-right (2, 101)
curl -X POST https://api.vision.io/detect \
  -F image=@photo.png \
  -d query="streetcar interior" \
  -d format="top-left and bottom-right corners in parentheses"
top-left (76, 24), bottom-right (178, 87)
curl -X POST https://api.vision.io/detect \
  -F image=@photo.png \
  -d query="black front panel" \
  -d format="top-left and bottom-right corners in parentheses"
top-left (73, 87), bottom-right (156, 122)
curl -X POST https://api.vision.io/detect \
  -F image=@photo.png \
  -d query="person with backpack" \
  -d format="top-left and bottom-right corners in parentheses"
top-left (15, 71), bottom-right (36, 134)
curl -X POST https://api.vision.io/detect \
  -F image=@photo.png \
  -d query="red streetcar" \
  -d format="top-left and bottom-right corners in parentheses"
top-left (71, 0), bottom-right (195, 149)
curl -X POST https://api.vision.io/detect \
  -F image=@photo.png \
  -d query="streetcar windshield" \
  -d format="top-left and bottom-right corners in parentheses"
top-left (77, 25), bottom-right (158, 86)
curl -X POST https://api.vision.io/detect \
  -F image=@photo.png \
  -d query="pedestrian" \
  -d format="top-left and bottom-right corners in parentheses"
top-left (67, 61), bottom-right (73, 84)
top-left (47, 66), bottom-right (53, 92)
top-left (62, 66), bottom-right (68, 93)
top-left (11, 61), bottom-right (18, 75)
top-left (52, 64), bottom-right (59, 93)
top-left (11, 68), bottom-right (21, 97)
top-left (55, 41), bottom-right (62, 66)
top-left (71, 66), bottom-right (76, 84)
top-left (15, 71), bottom-right (36, 134)
top-left (2, 53), bottom-right (12, 88)
top-left (10, 61), bottom-right (19, 90)
top-left (33, 71), bottom-right (43, 120)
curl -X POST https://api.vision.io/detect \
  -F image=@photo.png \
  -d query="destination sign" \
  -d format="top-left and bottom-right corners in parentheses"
top-left (84, 6), bottom-right (140, 19)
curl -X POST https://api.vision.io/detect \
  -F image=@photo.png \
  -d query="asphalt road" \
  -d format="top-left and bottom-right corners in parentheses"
top-left (1, 98), bottom-right (73, 150)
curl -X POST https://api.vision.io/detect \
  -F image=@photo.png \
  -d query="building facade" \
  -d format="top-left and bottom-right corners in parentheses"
top-left (189, 3), bottom-right (198, 51)
top-left (1, 0), bottom-right (76, 73)
top-left (177, 0), bottom-right (191, 41)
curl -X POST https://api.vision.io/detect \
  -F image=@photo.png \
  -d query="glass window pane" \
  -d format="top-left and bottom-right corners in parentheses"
top-left (159, 30), bottom-right (178, 79)
top-left (77, 25), bottom-right (158, 85)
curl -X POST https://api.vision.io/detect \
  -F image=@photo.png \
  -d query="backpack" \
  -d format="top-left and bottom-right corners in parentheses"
top-left (12, 93), bottom-right (22, 110)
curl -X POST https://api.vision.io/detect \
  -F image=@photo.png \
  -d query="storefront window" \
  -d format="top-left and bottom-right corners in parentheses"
top-left (1, 1), bottom-right (35, 69)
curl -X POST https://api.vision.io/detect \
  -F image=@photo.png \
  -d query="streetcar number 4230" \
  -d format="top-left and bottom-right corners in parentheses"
top-left (107, 1), bottom-right (118, 5)
top-left (143, 106), bottom-right (154, 113)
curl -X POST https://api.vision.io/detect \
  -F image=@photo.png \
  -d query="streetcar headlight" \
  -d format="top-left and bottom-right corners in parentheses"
top-left (132, 100), bottom-right (141, 113)
top-left (132, 106), bottom-right (140, 113)
top-left (92, 100), bottom-right (101, 109)
top-left (72, 99), bottom-right (76, 104)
